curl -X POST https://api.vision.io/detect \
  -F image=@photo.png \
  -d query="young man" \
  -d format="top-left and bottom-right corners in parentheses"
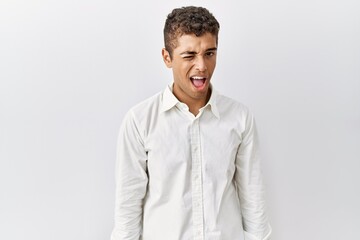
top-left (111, 6), bottom-right (272, 240)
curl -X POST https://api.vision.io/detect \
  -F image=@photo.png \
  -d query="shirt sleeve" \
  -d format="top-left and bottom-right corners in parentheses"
top-left (234, 110), bottom-right (272, 240)
top-left (111, 110), bottom-right (148, 240)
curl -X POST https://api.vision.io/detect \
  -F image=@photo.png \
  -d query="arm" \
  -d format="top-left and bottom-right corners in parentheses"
top-left (111, 110), bottom-right (148, 240)
top-left (234, 111), bottom-right (272, 240)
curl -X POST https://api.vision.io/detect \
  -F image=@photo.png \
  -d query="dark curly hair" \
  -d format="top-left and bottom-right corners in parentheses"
top-left (164, 6), bottom-right (220, 58)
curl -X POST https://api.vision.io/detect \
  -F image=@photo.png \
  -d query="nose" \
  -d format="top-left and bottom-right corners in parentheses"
top-left (194, 56), bottom-right (207, 72)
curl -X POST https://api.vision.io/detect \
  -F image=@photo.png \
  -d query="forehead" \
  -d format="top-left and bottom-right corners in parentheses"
top-left (173, 33), bottom-right (217, 52)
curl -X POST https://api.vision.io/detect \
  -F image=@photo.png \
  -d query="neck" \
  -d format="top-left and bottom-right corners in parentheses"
top-left (173, 87), bottom-right (212, 116)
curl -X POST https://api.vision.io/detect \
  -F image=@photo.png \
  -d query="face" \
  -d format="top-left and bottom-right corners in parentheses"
top-left (162, 32), bottom-right (217, 105)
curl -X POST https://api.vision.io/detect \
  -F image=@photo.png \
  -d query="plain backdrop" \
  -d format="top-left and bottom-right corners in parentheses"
top-left (1, 0), bottom-right (359, 239)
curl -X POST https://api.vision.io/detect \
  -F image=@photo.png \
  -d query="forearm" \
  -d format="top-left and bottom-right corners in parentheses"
top-left (111, 111), bottom-right (148, 240)
top-left (112, 176), bottom-right (148, 240)
top-left (235, 112), bottom-right (271, 240)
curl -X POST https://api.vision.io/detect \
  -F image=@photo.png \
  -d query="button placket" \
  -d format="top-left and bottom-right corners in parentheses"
top-left (190, 119), bottom-right (204, 240)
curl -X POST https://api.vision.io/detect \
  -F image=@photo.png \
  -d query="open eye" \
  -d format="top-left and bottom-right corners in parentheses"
top-left (205, 51), bottom-right (215, 57)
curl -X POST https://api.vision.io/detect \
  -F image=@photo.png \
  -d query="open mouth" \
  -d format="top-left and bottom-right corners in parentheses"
top-left (190, 76), bottom-right (207, 88)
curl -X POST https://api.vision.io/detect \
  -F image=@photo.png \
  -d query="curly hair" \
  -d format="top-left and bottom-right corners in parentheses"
top-left (164, 6), bottom-right (220, 58)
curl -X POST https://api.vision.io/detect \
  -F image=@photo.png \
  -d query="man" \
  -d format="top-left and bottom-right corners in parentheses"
top-left (111, 6), bottom-right (272, 240)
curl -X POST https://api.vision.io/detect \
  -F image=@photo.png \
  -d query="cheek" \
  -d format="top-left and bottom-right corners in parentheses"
top-left (180, 63), bottom-right (192, 77)
top-left (208, 60), bottom-right (216, 71)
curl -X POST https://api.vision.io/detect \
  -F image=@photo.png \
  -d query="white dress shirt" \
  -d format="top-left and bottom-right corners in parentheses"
top-left (111, 85), bottom-right (271, 240)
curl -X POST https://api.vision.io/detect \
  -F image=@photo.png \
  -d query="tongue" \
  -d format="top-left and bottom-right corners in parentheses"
top-left (192, 79), bottom-right (204, 87)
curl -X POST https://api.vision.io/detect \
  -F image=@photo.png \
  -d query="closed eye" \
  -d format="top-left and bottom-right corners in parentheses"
top-left (183, 55), bottom-right (194, 60)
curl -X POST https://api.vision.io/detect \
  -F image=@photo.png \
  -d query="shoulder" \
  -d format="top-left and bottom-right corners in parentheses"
top-left (215, 92), bottom-right (252, 118)
top-left (214, 92), bottom-right (256, 134)
top-left (120, 91), bottom-right (163, 137)
top-left (128, 91), bottom-right (163, 118)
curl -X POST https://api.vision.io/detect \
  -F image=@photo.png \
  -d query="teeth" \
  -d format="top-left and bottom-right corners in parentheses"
top-left (191, 76), bottom-right (206, 80)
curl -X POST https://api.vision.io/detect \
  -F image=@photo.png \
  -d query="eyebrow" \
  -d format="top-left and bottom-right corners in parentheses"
top-left (180, 47), bottom-right (217, 55)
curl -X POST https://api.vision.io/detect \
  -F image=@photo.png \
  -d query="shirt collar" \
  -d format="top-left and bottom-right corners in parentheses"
top-left (161, 84), bottom-right (179, 113)
top-left (161, 83), bottom-right (220, 119)
top-left (205, 87), bottom-right (220, 119)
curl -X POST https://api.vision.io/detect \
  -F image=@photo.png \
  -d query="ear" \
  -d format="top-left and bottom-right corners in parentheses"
top-left (162, 48), bottom-right (172, 68)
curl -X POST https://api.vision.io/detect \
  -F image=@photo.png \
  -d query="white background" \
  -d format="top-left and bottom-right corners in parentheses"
top-left (1, 0), bottom-right (359, 239)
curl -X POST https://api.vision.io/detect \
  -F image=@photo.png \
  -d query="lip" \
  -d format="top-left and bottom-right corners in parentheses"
top-left (189, 75), bottom-right (208, 82)
top-left (189, 75), bottom-right (208, 90)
